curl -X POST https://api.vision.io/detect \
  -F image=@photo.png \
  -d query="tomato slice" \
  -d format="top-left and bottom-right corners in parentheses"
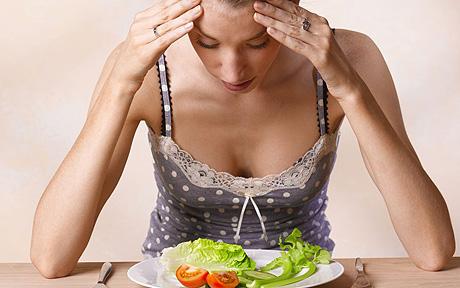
top-left (175, 264), bottom-right (209, 288)
top-left (206, 271), bottom-right (240, 288)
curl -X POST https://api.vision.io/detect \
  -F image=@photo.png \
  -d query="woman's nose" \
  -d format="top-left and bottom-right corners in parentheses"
top-left (220, 57), bottom-right (247, 83)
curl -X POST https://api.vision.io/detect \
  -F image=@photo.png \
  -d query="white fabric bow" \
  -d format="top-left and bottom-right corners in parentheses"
top-left (233, 196), bottom-right (268, 243)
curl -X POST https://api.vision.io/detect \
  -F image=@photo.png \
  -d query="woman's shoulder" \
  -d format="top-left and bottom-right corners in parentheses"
top-left (333, 28), bottom-right (374, 46)
top-left (333, 28), bottom-right (380, 65)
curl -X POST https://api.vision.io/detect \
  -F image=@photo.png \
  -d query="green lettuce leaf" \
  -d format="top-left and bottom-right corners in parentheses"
top-left (159, 238), bottom-right (256, 274)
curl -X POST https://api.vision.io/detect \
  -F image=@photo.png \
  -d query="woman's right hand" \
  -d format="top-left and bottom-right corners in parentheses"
top-left (110, 0), bottom-right (202, 92)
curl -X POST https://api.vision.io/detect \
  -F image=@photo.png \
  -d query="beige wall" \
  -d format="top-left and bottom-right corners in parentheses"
top-left (1, 0), bottom-right (459, 263)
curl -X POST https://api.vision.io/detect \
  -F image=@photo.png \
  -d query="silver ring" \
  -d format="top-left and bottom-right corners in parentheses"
top-left (302, 18), bottom-right (311, 32)
top-left (153, 26), bottom-right (160, 38)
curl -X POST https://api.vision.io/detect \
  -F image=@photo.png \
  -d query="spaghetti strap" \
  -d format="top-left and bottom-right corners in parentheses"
top-left (315, 70), bottom-right (329, 136)
top-left (155, 54), bottom-right (173, 137)
top-left (313, 27), bottom-right (335, 136)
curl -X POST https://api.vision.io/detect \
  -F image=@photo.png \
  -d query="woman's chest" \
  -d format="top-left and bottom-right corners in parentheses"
top-left (145, 93), bottom-right (342, 180)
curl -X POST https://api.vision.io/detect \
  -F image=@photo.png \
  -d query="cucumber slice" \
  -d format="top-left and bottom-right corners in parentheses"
top-left (243, 270), bottom-right (277, 280)
top-left (238, 276), bottom-right (252, 285)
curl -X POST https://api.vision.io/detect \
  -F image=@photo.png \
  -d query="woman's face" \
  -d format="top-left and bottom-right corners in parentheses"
top-left (188, 0), bottom-right (282, 94)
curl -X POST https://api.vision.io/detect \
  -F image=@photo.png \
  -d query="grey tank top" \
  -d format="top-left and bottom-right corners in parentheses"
top-left (142, 29), bottom-right (343, 259)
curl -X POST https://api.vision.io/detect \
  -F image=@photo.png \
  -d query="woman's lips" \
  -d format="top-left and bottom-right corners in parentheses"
top-left (221, 78), bottom-right (255, 91)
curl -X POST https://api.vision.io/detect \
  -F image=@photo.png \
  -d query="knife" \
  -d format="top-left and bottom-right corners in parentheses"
top-left (351, 257), bottom-right (373, 288)
top-left (92, 262), bottom-right (112, 288)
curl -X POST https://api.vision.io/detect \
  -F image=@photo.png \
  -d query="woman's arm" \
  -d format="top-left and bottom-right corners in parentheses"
top-left (249, 0), bottom-right (454, 271)
top-left (337, 31), bottom-right (455, 271)
top-left (30, 42), bottom-right (142, 278)
top-left (30, 0), bottom-right (203, 277)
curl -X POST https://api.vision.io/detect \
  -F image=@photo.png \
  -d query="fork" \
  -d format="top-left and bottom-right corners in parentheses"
top-left (350, 257), bottom-right (373, 288)
top-left (92, 262), bottom-right (112, 288)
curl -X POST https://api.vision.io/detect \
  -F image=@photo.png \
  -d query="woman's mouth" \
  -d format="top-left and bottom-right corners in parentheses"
top-left (221, 77), bottom-right (255, 92)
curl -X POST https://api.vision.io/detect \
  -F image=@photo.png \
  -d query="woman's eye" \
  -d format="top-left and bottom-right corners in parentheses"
top-left (196, 40), bottom-right (218, 49)
top-left (250, 40), bottom-right (269, 49)
top-left (196, 39), bottom-right (270, 49)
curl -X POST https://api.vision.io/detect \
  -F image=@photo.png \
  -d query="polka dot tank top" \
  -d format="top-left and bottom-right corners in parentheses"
top-left (142, 29), bottom-right (343, 259)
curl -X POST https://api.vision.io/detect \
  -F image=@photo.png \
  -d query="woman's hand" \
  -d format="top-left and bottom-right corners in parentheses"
top-left (253, 0), bottom-right (361, 101)
top-left (110, 0), bottom-right (203, 92)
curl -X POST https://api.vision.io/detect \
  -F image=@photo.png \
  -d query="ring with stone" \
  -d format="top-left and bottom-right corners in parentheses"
top-left (302, 18), bottom-right (311, 32)
top-left (153, 26), bottom-right (160, 38)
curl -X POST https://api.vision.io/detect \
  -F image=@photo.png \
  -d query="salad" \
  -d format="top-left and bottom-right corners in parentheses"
top-left (159, 228), bottom-right (332, 288)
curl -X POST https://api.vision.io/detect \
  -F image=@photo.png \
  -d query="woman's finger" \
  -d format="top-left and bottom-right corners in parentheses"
top-left (254, 1), bottom-right (303, 27)
top-left (136, 4), bottom-right (201, 42)
top-left (144, 22), bottom-right (195, 55)
top-left (253, 1), bottom-right (327, 35)
top-left (254, 12), bottom-right (319, 46)
top-left (137, 0), bottom-right (181, 19)
top-left (134, 0), bottom-right (200, 34)
top-left (266, 26), bottom-right (316, 56)
top-left (262, 0), bottom-right (316, 21)
top-left (265, 26), bottom-right (332, 70)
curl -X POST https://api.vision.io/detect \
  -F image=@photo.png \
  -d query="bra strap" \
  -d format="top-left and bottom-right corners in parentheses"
top-left (314, 27), bottom-right (334, 136)
top-left (155, 53), bottom-right (173, 137)
top-left (315, 69), bottom-right (329, 136)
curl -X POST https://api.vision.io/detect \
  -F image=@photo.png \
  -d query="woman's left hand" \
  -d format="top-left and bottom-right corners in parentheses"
top-left (253, 0), bottom-right (361, 101)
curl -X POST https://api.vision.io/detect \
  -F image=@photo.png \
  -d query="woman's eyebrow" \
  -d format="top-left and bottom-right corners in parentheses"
top-left (195, 27), bottom-right (267, 41)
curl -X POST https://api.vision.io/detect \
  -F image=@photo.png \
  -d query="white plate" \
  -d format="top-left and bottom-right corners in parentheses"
top-left (127, 249), bottom-right (344, 288)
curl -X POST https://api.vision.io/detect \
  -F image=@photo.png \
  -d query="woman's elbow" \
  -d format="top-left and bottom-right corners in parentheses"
top-left (413, 242), bottom-right (456, 272)
top-left (415, 257), bottom-right (451, 272)
top-left (30, 252), bottom-right (75, 279)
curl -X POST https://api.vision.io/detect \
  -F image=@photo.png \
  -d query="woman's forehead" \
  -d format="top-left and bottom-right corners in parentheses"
top-left (194, 0), bottom-right (263, 40)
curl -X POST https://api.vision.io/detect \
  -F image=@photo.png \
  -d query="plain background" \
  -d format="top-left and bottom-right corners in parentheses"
top-left (1, 0), bottom-right (459, 262)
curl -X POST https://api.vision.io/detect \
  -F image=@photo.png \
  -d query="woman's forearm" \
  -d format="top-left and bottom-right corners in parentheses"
top-left (338, 82), bottom-right (455, 271)
top-left (30, 79), bottom-right (136, 277)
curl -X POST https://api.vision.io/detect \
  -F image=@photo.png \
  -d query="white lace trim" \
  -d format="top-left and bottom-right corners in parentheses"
top-left (148, 128), bottom-right (341, 197)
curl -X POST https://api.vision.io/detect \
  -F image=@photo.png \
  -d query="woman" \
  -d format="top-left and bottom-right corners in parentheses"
top-left (30, 0), bottom-right (455, 278)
